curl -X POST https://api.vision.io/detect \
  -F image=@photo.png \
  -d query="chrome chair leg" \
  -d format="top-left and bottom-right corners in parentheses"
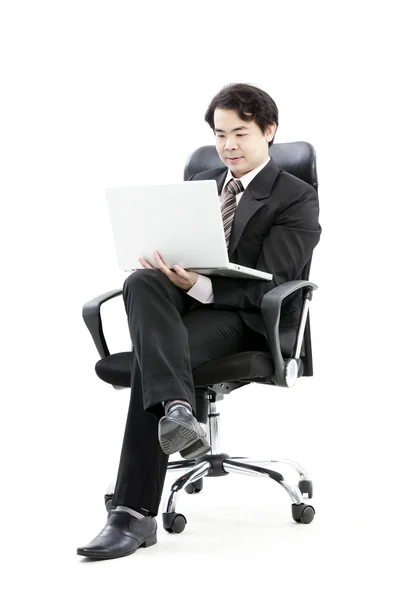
top-left (230, 457), bottom-right (309, 480)
top-left (222, 459), bottom-right (304, 504)
top-left (164, 460), bottom-right (211, 514)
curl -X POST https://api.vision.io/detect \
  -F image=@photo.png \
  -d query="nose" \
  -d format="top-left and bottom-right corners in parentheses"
top-left (224, 136), bottom-right (239, 152)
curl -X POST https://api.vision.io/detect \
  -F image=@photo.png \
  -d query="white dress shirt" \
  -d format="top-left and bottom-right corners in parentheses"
top-left (187, 156), bottom-right (271, 304)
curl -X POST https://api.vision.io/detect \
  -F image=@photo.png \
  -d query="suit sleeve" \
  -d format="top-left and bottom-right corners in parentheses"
top-left (209, 186), bottom-right (321, 312)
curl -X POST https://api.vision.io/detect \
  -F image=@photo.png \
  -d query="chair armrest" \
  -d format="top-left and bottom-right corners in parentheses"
top-left (261, 280), bottom-right (318, 387)
top-left (82, 289), bottom-right (123, 359)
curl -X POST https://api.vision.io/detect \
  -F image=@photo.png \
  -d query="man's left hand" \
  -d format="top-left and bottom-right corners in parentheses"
top-left (138, 251), bottom-right (199, 292)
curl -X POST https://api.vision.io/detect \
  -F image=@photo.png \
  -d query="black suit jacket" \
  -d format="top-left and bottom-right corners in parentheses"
top-left (191, 157), bottom-right (322, 353)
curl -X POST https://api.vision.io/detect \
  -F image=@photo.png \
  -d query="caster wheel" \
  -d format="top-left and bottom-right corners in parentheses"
top-left (292, 503), bottom-right (315, 524)
top-left (162, 512), bottom-right (187, 534)
top-left (185, 479), bottom-right (204, 494)
top-left (298, 479), bottom-right (313, 499)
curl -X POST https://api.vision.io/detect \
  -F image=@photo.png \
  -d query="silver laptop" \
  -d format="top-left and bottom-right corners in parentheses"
top-left (105, 180), bottom-right (273, 282)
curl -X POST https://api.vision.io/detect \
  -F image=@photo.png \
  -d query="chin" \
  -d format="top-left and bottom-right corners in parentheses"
top-left (231, 162), bottom-right (246, 175)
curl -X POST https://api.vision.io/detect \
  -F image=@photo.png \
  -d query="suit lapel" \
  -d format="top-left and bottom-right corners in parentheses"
top-left (226, 157), bottom-right (280, 256)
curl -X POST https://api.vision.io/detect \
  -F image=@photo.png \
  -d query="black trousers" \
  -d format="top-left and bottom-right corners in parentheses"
top-left (112, 269), bottom-right (265, 516)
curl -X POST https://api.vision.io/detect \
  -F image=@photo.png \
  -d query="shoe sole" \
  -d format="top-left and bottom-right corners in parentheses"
top-left (159, 419), bottom-right (211, 459)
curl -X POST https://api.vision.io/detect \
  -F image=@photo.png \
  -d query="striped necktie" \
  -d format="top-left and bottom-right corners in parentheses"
top-left (221, 178), bottom-right (244, 249)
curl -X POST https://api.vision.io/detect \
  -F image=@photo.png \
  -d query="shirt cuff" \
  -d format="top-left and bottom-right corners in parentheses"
top-left (187, 274), bottom-right (214, 303)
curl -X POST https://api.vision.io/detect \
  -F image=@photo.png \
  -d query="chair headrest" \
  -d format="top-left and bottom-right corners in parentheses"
top-left (184, 141), bottom-right (318, 190)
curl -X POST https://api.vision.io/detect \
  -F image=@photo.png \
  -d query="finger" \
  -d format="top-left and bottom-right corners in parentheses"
top-left (139, 257), bottom-right (154, 269)
top-left (154, 251), bottom-right (170, 272)
top-left (155, 250), bottom-right (170, 270)
top-left (173, 265), bottom-right (187, 278)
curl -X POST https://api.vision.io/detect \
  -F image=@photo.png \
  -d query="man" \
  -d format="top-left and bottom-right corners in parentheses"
top-left (77, 83), bottom-right (321, 560)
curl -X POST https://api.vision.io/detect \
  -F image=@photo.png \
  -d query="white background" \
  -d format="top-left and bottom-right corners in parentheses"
top-left (1, 0), bottom-right (399, 597)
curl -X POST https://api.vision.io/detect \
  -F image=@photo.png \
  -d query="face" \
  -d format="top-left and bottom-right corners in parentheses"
top-left (213, 108), bottom-right (277, 178)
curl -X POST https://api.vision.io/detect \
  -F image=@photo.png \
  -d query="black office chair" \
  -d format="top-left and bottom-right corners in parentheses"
top-left (83, 141), bottom-right (319, 534)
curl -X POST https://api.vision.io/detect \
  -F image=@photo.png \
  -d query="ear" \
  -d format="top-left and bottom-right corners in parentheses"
top-left (265, 123), bottom-right (277, 142)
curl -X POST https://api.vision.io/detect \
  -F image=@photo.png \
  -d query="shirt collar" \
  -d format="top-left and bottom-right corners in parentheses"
top-left (222, 156), bottom-right (271, 193)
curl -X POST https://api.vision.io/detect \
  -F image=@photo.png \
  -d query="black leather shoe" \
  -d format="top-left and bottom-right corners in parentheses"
top-left (77, 510), bottom-right (157, 560)
top-left (158, 406), bottom-right (211, 459)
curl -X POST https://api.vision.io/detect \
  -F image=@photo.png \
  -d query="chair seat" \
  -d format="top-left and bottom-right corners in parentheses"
top-left (95, 350), bottom-right (275, 388)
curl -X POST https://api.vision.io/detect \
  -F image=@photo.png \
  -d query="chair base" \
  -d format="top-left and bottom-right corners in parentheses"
top-left (162, 452), bottom-right (315, 530)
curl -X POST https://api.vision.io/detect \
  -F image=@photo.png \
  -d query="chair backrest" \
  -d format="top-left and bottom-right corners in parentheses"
top-left (183, 141), bottom-right (319, 376)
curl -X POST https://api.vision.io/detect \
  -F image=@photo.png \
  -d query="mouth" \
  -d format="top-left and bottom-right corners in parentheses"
top-left (227, 157), bottom-right (242, 162)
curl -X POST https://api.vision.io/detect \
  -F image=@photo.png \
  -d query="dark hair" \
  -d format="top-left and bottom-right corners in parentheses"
top-left (205, 83), bottom-right (279, 147)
